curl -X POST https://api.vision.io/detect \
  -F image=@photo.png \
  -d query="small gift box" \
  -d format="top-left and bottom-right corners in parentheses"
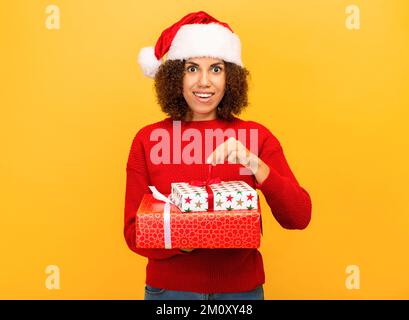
top-left (171, 180), bottom-right (258, 212)
top-left (135, 187), bottom-right (261, 249)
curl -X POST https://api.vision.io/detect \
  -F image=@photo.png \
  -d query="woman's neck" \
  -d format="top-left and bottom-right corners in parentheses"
top-left (185, 110), bottom-right (217, 122)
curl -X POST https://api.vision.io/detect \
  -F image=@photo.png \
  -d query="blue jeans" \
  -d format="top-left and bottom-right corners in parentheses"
top-left (144, 284), bottom-right (264, 300)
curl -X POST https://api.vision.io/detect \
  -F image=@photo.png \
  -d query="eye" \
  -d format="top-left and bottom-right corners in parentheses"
top-left (186, 66), bottom-right (197, 73)
top-left (212, 66), bottom-right (223, 73)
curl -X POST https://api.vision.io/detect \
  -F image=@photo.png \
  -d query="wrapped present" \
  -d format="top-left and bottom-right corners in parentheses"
top-left (135, 187), bottom-right (261, 249)
top-left (171, 180), bottom-right (258, 212)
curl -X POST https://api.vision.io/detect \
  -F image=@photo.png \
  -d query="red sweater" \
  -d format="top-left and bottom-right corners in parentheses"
top-left (124, 117), bottom-right (312, 293)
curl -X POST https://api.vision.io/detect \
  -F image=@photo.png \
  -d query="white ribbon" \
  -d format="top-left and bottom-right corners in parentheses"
top-left (148, 186), bottom-right (174, 249)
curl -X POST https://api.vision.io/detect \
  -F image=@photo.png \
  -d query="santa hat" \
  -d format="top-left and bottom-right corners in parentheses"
top-left (138, 11), bottom-right (243, 78)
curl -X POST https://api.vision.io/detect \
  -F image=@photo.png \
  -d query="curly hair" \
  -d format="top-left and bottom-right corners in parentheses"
top-left (154, 60), bottom-right (250, 121)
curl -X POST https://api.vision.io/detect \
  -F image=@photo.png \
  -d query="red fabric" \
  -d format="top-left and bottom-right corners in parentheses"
top-left (154, 11), bottom-right (234, 60)
top-left (124, 117), bottom-right (312, 293)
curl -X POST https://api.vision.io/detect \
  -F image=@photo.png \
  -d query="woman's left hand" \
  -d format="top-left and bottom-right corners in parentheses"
top-left (206, 137), bottom-right (261, 173)
top-left (206, 137), bottom-right (270, 185)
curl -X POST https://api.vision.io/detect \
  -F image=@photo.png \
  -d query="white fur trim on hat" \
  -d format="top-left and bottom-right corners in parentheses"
top-left (138, 46), bottom-right (162, 78)
top-left (167, 23), bottom-right (243, 66)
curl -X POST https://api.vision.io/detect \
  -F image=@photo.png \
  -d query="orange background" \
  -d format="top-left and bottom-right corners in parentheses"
top-left (1, 0), bottom-right (408, 299)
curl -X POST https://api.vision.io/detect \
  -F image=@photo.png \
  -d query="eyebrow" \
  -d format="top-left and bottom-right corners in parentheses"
top-left (186, 61), bottom-right (224, 67)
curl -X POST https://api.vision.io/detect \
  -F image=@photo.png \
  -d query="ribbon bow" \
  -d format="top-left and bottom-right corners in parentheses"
top-left (189, 165), bottom-right (221, 211)
top-left (189, 177), bottom-right (221, 187)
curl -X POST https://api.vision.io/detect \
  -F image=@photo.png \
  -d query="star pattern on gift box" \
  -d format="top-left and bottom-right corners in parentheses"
top-left (171, 181), bottom-right (258, 212)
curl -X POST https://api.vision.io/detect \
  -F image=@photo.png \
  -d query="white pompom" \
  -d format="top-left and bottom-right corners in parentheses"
top-left (137, 46), bottom-right (162, 78)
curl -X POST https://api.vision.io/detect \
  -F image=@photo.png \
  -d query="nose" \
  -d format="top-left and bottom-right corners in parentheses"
top-left (198, 71), bottom-right (210, 87)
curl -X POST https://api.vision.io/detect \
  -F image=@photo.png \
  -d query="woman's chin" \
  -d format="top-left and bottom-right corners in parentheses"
top-left (191, 106), bottom-right (217, 115)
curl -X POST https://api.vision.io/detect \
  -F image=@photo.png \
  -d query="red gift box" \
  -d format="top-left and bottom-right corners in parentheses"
top-left (136, 194), bottom-right (261, 249)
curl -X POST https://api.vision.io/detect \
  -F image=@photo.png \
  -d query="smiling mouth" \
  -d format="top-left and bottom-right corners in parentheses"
top-left (193, 92), bottom-right (215, 98)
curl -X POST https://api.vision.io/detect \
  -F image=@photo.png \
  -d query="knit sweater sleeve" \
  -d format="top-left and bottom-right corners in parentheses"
top-left (124, 129), bottom-right (188, 259)
top-left (255, 126), bottom-right (312, 230)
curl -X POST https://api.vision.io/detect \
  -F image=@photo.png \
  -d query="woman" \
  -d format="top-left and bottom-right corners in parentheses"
top-left (124, 11), bottom-right (312, 300)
